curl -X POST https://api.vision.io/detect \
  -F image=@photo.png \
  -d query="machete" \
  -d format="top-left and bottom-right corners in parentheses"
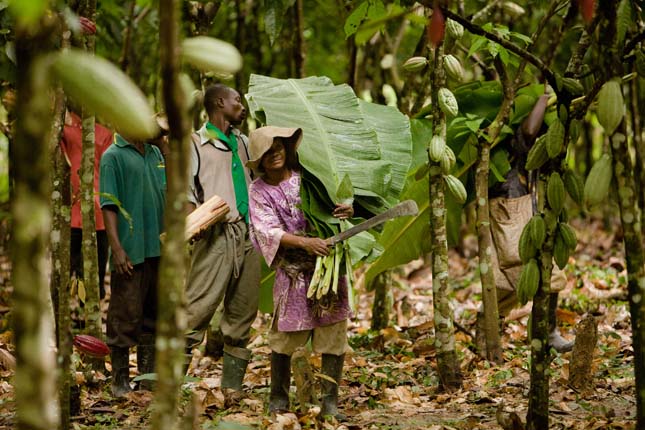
top-left (325, 199), bottom-right (419, 246)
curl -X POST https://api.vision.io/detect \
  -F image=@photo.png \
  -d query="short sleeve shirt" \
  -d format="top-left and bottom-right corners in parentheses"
top-left (99, 134), bottom-right (166, 269)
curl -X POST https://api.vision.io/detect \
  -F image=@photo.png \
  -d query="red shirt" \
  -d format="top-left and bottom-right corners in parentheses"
top-left (59, 113), bottom-right (113, 230)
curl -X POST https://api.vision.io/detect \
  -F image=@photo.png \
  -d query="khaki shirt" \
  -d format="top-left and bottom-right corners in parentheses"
top-left (189, 125), bottom-right (252, 222)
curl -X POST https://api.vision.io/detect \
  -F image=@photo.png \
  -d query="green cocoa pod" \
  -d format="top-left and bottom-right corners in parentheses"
top-left (518, 258), bottom-right (540, 305)
top-left (502, 1), bottom-right (526, 18)
top-left (596, 79), bottom-right (625, 136)
top-left (403, 56), bottom-right (428, 72)
top-left (52, 50), bottom-right (157, 140)
top-left (584, 153), bottom-right (613, 207)
top-left (553, 233), bottom-right (570, 270)
top-left (563, 169), bottom-right (584, 206)
top-left (546, 119), bottom-right (565, 158)
top-left (562, 77), bottom-right (585, 96)
top-left (525, 135), bottom-right (548, 171)
top-left (438, 88), bottom-right (459, 117)
top-left (443, 174), bottom-right (467, 204)
top-left (519, 222), bottom-right (537, 263)
top-left (558, 222), bottom-right (577, 250)
top-left (182, 36), bottom-right (243, 74)
top-left (429, 135), bottom-right (446, 162)
top-left (440, 146), bottom-right (456, 174)
top-left (529, 215), bottom-right (546, 249)
top-left (446, 19), bottom-right (464, 40)
top-left (443, 55), bottom-right (464, 82)
top-left (547, 172), bottom-right (565, 215)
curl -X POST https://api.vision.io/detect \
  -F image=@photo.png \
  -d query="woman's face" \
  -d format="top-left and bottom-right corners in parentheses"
top-left (261, 138), bottom-right (287, 173)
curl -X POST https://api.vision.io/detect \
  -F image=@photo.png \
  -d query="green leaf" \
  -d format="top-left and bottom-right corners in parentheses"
top-left (616, 0), bottom-right (633, 50)
top-left (410, 119), bottom-right (432, 171)
top-left (344, 1), bottom-right (369, 38)
top-left (265, 0), bottom-right (297, 45)
top-left (8, 0), bottom-right (46, 26)
top-left (259, 262), bottom-right (275, 314)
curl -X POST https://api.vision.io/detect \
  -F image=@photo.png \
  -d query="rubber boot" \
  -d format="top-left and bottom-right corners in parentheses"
top-left (269, 352), bottom-right (291, 414)
top-left (221, 346), bottom-right (251, 391)
top-left (320, 354), bottom-right (346, 421)
top-left (111, 346), bottom-right (132, 398)
top-left (137, 333), bottom-right (156, 391)
top-left (548, 293), bottom-right (574, 353)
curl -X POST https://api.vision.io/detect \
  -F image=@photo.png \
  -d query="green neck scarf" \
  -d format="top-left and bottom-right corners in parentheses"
top-left (205, 122), bottom-right (248, 222)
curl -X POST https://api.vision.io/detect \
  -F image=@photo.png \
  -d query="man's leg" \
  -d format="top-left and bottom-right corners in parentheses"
top-left (96, 230), bottom-right (109, 300)
top-left (137, 257), bottom-right (159, 391)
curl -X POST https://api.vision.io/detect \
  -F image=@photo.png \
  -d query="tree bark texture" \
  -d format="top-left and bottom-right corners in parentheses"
top-left (629, 77), bottom-right (645, 240)
top-left (152, 1), bottom-right (190, 429)
top-left (371, 270), bottom-right (392, 331)
top-left (428, 40), bottom-right (462, 391)
top-left (568, 314), bottom-right (598, 393)
top-left (610, 120), bottom-right (645, 427)
top-left (12, 19), bottom-right (58, 430)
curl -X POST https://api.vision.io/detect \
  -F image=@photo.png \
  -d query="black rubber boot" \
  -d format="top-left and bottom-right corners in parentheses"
top-left (137, 334), bottom-right (156, 391)
top-left (221, 348), bottom-right (250, 391)
top-left (269, 352), bottom-right (291, 413)
top-left (111, 347), bottom-right (132, 398)
top-left (548, 293), bottom-right (574, 353)
top-left (320, 354), bottom-right (345, 421)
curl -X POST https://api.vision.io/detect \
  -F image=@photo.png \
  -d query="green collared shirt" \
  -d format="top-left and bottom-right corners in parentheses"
top-left (99, 134), bottom-right (166, 270)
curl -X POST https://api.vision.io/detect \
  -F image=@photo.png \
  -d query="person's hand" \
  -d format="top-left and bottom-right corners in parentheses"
top-left (112, 247), bottom-right (133, 277)
top-left (332, 203), bottom-right (353, 220)
top-left (301, 237), bottom-right (330, 257)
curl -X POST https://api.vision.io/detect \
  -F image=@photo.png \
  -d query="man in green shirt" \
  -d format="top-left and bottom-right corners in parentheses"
top-left (185, 84), bottom-right (260, 396)
top-left (100, 130), bottom-right (168, 397)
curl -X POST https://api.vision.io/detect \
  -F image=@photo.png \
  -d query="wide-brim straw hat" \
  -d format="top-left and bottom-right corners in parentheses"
top-left (246, 126), bottom-right (303, 170)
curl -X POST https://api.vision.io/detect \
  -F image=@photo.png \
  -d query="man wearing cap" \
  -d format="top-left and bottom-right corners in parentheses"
top-left (184, 84), bottom-right (260, 394)
top-left (247, 126), bottom-right (353, 419)
top-left (100, 126), bottom-right (168, 397)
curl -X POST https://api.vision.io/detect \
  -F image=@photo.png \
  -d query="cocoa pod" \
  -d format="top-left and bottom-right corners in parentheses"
top-left (547, 172), bottom-right (565, 215)
top-left (502, 2), bottom-right (526, 18)
top-left (446, 19), bottom-right (464, 40)
top-left (428, 135), bottom-right (446, 162)
top-left (525, 135), bottom-right (548, 171)
top-left (517, 258), bottom-right (540, 305)
top-left (529, 215), bottom-right (546, 249)
top-left (443, 174), bottom-right (467, 204)
top-left (403, 56), bottom-right (428, 72)
top-left (438, 87), bottom-right (459, 117)
top-left (558, 222), bottom-right (577, 250)
top-left (596, 79), bottom-right (625, 136)
top-left (182, 36), bottom-right (243, 74)
top-left (443, 55), bottom-right (464, 81)
top-left (519, 222), bottom-right (537, 264)
top-left (428, 7), bottom-right (445, 46)
top-left (521, 95), bottom-right (549, 141)
top-left (563, 169), bottom-right (584, 206)
top-left (584, 153), bottom-right (613, 207)
top-left (440, 146), bottom-right (456, 174)
top-left (562, 77), bottom-right (584, 96)
top-left (73, 334), bottom-right (110, 358)
top-left (546, 119), bottom-right (565, 158)
top-left (553, 233), bottom-right (570, 270)
top-left (580, 0), bottom-right (595, 23)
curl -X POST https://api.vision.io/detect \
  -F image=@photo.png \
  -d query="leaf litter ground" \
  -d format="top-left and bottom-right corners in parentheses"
top-left (0, 216), bottom-right (637, 429)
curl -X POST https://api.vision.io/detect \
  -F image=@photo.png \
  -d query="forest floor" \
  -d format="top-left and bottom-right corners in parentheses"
top-left (0, 215), bottom-right (638, 430)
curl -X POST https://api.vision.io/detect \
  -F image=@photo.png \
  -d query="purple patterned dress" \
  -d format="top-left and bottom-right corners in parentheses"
top-left (248, 171), bottom-right (351, 332)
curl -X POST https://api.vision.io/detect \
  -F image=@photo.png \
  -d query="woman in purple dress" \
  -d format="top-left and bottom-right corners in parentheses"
top-left (246, 126), bottom-right (352, 419)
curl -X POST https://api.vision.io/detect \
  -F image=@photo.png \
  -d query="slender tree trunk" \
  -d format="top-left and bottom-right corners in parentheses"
top-left (370, 271), bottom-right (392, 331)
top-left (610, 119), bottom-right (645, 427)
top-left (629, 77), bottom-right (645, 240)
top-left (12, 16), bottom-right (58, 430)
top-left (235, 0), bottom-right (247, 93)
top-left (152, 1), bottom-right (190, 428)
top-left (428, 41), bottom-right (462, 391)
top-left (78, 0), bottom-right (103, 370)
top-left (293, 0), bottom-right (306, 78)
top-left (119, 0), bottom-right (136, 72)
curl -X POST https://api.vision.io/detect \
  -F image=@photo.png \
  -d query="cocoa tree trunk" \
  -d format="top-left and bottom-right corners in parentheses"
top-left (293, 0), bottom-right (305, 78)
top-left (370, 270), bottom-right (392, 331)
top-left (12, 16), bottom-right (58, 430)
top-left (152, 1), bottom-right (190, 428)
top-left (428, 40), bottom-right (462, 391)
top-left (610, 119), bottom-right (645, 427)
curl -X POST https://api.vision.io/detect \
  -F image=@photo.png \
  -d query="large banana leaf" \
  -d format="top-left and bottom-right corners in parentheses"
top-left (246, 74), bottom-right (403, 205)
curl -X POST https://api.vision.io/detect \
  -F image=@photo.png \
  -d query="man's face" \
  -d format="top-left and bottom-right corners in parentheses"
top-left (222, 90), bottom-right (246, 126)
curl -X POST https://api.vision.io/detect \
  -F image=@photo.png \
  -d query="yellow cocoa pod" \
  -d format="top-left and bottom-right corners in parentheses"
top-left (525, 135), bottom-right (548, 171)
top-left (443, 174), bottom-right (467, 204)
top-left (403, 56), bottom-right (428, 72)
top-left (52, 50), bottom-right (157, 140)
top-left (518, 258), bottom-right (540, 305)
top-left (440, 146), bottom-right (456, 174)
top-left (182, 36), bottom-right (243, 74)
top-left (438, 88), bottom-right (459, 117)
top-left (558, 222), bottom-right (577, 250)
top-left (596, 79), bottom-right (625, 136)
top-left (529, 215), bottom-right (546, 249)
top-left (547, 172), bottom-right (565, 215)
top-left (553, 233), bottom-right (569, 270)
top-left (546, 119), bottom-right (565, 158)
top-left (563, 169), bottom-right (584, 206)
top-left (429, 135), bottom-right (446, 162)
top-left (519, 222), bottom-right (537, 264)
top-left (584, 153), bottom-right (613, 207)
top-left (443, 55), bottom-right (464, 82)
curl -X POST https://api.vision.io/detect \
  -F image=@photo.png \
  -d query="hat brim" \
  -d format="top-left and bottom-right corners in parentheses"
top-left (246, 127), bottom-right (303, 170)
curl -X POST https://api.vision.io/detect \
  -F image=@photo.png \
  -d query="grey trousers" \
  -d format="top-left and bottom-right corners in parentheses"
top-left (185, 220), bottom-right (260, 355)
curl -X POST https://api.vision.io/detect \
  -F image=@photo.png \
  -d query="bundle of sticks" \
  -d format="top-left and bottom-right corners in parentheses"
top-left (185, 194), bottom-right (230, 242)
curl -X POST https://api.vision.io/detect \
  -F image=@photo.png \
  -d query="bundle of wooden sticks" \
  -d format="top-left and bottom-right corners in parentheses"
top-left (185, 194), bottom-right (229, 241)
